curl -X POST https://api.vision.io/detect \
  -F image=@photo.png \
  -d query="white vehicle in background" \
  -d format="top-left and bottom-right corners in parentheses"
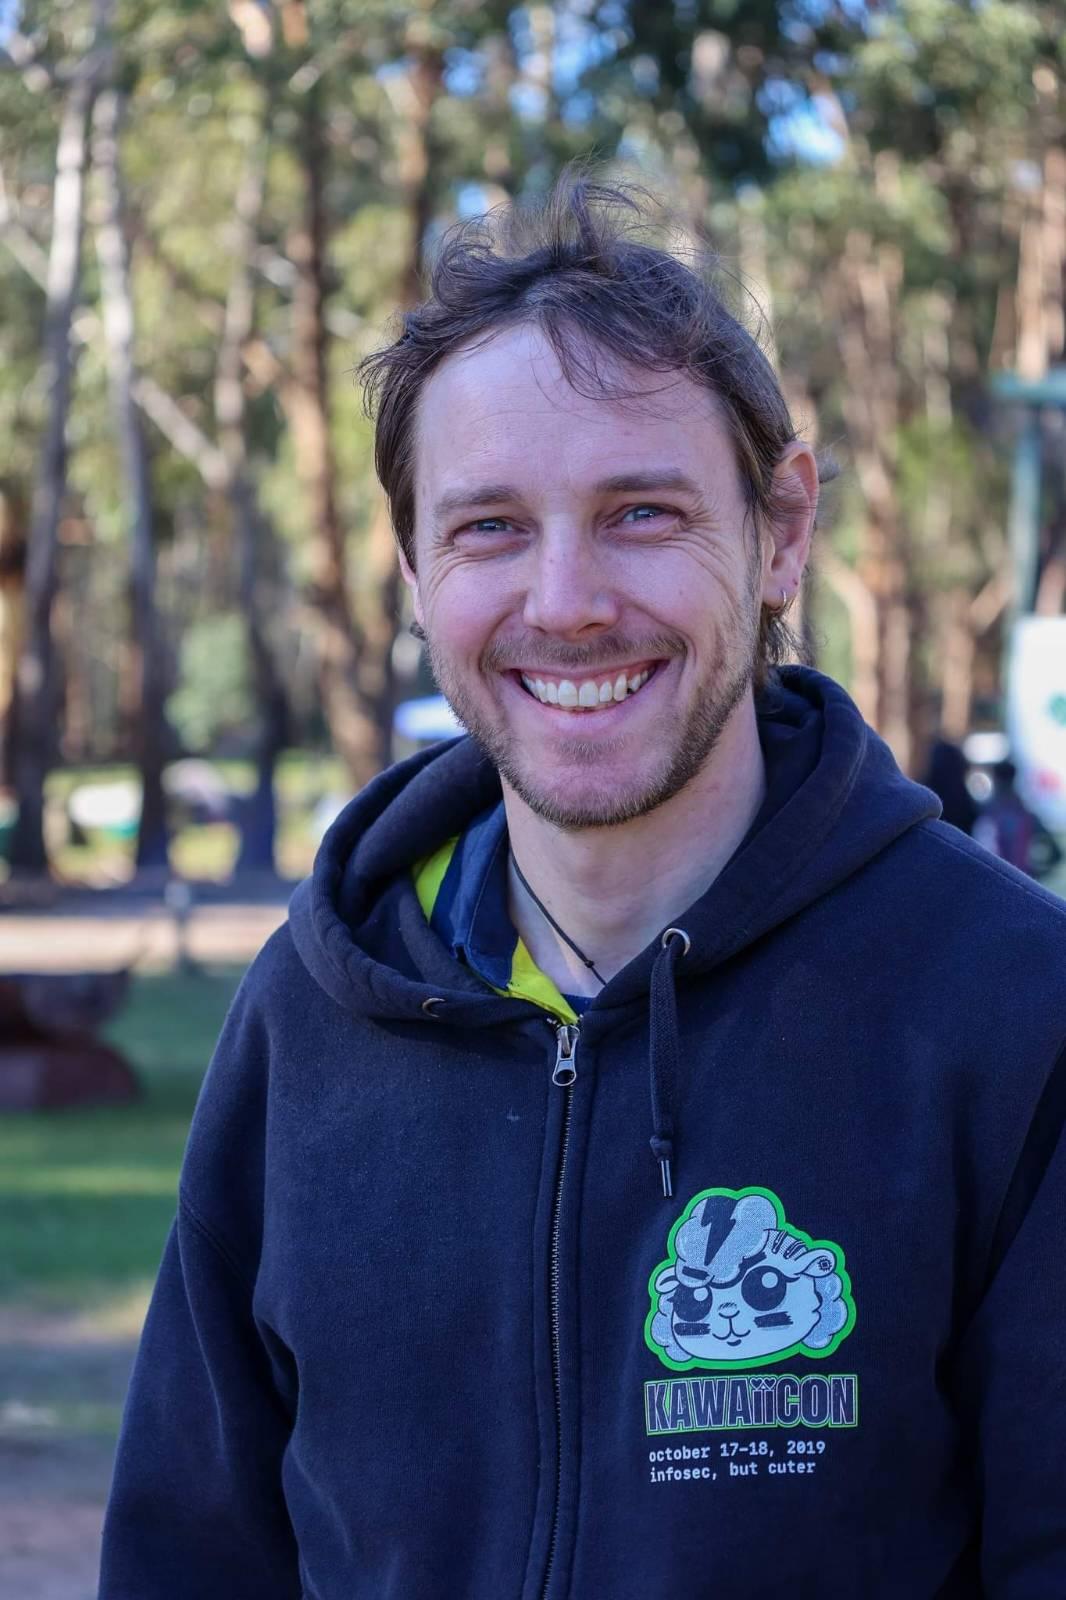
top-left (1005, 615), bottom-right (1066, 832)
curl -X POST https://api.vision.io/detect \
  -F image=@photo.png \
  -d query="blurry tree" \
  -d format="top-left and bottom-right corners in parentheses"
top-left (788, 0), bottom-right (1063, 763)
top-left (0, 481), bottom-right (27, 789)
top-left (2, 0), bottom-right (113, 871)
top-left (92, 58), bottom-right (173, 869)
top-left (2, 0), bottom-right (1064, 881)
top-left (213, 115), bottom-right (290, 873)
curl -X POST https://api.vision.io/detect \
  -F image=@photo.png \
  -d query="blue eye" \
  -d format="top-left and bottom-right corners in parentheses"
top-left (621, 504), bottom-right (665, 523)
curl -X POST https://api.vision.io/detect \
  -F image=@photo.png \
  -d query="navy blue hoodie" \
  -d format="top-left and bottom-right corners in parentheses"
top-left (100, 669), bottom-right (1066, 1599)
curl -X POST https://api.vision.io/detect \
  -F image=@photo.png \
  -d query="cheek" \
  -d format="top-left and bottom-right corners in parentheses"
top-left (614, 544), bottom-right (751, 627)
top-left (422, 567), bottom-right (507, 655)
top-left (788, 1283), bottom-right (819, 1324)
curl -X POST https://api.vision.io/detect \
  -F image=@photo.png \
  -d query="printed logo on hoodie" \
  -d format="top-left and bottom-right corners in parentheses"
top-left (646, 1187), bottom-right (855, 1372)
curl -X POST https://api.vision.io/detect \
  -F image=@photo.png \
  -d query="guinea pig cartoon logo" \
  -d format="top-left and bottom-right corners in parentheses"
top-left (646, 1187), bottom-right (855, 1371)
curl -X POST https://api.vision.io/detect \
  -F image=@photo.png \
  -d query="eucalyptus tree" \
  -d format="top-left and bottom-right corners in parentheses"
top-left (0, 0), bottom-right (116, 873)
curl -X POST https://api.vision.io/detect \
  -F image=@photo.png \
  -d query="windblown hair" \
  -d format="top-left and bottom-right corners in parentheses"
top-left (359, 169), bottom-right (829, 686)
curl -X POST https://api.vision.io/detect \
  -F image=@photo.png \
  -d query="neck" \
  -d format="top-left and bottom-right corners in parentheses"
top-left (504, 693), bottom-right (766, 997)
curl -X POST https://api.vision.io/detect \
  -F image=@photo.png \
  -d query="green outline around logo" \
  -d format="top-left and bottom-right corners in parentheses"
top-left (644, 1185), bottom-right (857, 1373)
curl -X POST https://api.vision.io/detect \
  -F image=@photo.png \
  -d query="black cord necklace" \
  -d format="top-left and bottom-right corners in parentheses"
top-left (509, 849), bottom-right (607, 988)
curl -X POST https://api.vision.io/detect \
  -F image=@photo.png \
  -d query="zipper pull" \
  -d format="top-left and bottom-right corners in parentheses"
top-left (551, 1022), bottom-right (580, 1087)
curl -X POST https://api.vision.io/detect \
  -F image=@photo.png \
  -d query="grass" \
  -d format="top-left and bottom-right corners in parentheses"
top-left (0, 967), bottom-right (244, 1311)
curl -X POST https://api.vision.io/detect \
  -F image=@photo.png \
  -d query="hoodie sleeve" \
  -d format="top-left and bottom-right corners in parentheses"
top-left (99, 935), bottom-right (301, 1598)
top-left (954, 1044), bottom-right (1066, 1597)
top-left (98, 1203), bottom-right (300, 1599)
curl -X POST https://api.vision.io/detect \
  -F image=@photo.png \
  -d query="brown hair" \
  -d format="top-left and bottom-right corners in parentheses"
top-left (359, 170), bottom-right (822, 684)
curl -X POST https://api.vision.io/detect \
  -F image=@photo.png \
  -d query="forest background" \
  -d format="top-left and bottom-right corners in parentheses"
top-left (3, 5), bottom-right (1066, 1593)
top-left (2, 0), bottom-right (1066, 887)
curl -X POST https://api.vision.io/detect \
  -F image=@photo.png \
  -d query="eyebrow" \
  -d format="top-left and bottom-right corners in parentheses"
top-left (431, 470), bottom-right (704, 524)
top-left (432, 484), bottom-right (521, 522)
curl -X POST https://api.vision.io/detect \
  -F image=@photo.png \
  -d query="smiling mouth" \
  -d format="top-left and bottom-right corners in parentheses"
top-left (515, 661), bottom-right (661, 711)
top-left (711, 1316), bottom-right (750, 1344)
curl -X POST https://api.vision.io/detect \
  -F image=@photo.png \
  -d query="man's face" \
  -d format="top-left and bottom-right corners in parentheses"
top-left (405, 324), bottom-right (768, 830)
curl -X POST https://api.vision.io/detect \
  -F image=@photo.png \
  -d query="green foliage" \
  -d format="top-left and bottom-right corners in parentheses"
top-left (857, 0), bottom-right (1044, 156)
top-left (166, 613), bottom-right (252, 754)
top-left (2, 0), bottom-right (1063, 785)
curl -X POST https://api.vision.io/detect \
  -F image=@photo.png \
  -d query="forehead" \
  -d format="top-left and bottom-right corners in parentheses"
top-left (414, 323), bottom-right (737, 503)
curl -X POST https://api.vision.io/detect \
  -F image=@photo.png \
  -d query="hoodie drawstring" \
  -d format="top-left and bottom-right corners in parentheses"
top-left (648, 927), bottom-right (690, 1201)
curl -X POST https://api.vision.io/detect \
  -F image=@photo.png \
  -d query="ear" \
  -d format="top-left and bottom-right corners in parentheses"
top-left (398, 544), bottom-right (426, 632)
top-left (759, 442), bottom-right (819, 609)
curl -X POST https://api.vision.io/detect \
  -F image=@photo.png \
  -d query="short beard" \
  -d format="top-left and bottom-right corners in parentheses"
top-left (425, 622), bottom-right (757, 832)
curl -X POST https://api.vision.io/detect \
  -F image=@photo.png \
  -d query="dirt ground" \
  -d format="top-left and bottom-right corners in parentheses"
top-left (0, 1302), bottom-right (142, 1600)
top-left (0, 891), bottom-right (288, 974)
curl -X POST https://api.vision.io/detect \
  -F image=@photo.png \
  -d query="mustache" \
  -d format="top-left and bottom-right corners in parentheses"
top-left (480, 632), bottom-right (683, 673)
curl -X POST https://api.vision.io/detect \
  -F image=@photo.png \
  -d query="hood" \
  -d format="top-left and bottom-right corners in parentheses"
top-left (288, 666), bottom-right (941, 1031)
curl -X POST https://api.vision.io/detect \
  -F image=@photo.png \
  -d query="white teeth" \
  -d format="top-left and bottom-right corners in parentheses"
top-left (522, 667), bottom-right (656, 710)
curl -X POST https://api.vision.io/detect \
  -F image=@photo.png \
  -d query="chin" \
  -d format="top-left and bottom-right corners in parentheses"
top-left (505, 764), bottom-right (678, 831)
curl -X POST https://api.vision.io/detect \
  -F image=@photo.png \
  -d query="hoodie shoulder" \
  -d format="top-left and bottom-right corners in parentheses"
top-left (914, 818), bottom-right (1066, 932)
top-left (882, 817), bottom-right (1066, 1052)
top-left (238, 915), bottom-right (316, 1023)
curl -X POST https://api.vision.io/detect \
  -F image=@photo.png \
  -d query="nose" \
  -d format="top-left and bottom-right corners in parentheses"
top-left (718, 1301), bottom-right (738, 1317)
top-left (521, 530), bottom-right (620, 638)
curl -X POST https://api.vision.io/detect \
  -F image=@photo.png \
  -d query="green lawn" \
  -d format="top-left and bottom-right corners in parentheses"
top-left (0, 967), bottom-right (244, 1310)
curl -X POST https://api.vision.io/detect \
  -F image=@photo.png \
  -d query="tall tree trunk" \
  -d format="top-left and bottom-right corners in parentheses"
top-left (9, 4), bottom-right (111, 874)
top-left (364, 33), bottom-right (446, 746)
top-left (215, 125), bottom-right (289, 874)
top-left (286, 80), bottom-right (384, 786)
top-left (1015, 138), bottom-right (1066, 383)
top-left (0, 481), bottom-right (27, 791)
top-left (395, 40), bottom-right (444, 310)
top-left (831, 198), bottom-right (914, 769)
top-left (936, 588), bottom-right (977, 745)
top-left (91, 80), bottom-right (171, 871)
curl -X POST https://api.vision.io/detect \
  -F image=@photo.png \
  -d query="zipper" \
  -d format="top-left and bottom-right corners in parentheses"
top-left (541, 1020), bottom-right (579, 1600)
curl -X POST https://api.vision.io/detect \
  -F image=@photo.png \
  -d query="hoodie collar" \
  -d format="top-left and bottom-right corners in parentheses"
top-left (288, 667), bottom-right (941, 1029)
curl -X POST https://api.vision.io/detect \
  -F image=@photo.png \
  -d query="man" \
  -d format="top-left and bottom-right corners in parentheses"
top-left (100, 178), bottom-right (1066, 1598)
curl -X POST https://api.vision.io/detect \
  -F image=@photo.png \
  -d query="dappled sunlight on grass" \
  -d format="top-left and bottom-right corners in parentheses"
top-left (73, 1284), bottom-right (153, 1342)
top-left (0, 967), bottom-right (244, 1311)
top-left (2, 1164), bottom-right (184, 1198)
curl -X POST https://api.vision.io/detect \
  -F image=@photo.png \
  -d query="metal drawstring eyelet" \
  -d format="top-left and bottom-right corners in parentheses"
top-left (421, 996), bottom-right (446, 1016)
top-left (661, 927), bottom-right (691, 957)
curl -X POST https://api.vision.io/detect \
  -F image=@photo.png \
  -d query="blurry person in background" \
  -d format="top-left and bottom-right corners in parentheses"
top-left (974, 758), bottom-right (1064, 881)
top-left (99, 174), bottom-right (1066, 1600)
top-left (921, 736), bottom-right (978, 836)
